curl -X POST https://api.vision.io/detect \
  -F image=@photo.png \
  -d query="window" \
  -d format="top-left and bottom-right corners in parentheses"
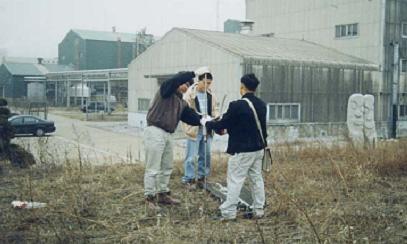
top-left (138, 98), bottom-right (150, 112)
top-left (401, 59), bottom-right (407, 73)
top-left (400, 105), bottom-right (407, 119)
top-left (24, 117), bottom-right (39, 123)
top-left (335, 23), bottom-right (358, 38)
top-left (10, 118), bottom-right (23, 125)
top-left (267, 103), bottom-right (300, 123)
top-left (402, 22), bottom-right (407, 38)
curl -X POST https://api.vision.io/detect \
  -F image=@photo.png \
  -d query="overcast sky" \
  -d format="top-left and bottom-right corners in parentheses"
top-left (0, 0), bottom-right (245, 58)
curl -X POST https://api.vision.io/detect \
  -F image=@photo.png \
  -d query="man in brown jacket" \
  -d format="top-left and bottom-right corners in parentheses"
top-left (144, 71), bottom-right (202, 210)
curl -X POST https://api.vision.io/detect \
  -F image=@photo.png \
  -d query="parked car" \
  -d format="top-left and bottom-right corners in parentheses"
top-left (8, 115), bottom-right (56, 136)
top-left (80, 101), bottom-right (115, 113)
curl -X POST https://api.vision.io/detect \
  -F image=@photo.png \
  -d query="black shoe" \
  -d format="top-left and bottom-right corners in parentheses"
top-left (196, 177), bottom-right (207, 189)
top-left (145, 195), bottom-right (161, 211)
top-left (182, 179), bottom-right (196, 190)
top-left (157, 192), bottom-right (181, 205)
top-left (243, 211), bottom-right (264, 219)
top-left (210, 210), bottom-right (236, 222)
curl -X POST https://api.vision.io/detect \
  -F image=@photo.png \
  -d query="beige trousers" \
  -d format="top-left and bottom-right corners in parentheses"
top-left (220, 149), bottom-right (265, 218)
top-left (143, 126), bottom-right (174, 196)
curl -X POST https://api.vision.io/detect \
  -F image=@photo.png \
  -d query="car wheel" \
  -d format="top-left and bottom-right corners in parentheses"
top-left (35, 128), bottom-right (45, 137)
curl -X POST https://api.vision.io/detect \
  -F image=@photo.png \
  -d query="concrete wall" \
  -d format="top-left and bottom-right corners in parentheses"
top-left (267, 120), bottom-right (405, 142)
top-left (128, 29), bottom-right (243, 127)
top-left (246, 0), bottom-right (407, 135)
top-left (246, 0), bottom-right (383, 64)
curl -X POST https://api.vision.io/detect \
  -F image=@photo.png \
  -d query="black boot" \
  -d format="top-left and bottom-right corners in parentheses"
top-left (157, 192), bottom-right (181, 205)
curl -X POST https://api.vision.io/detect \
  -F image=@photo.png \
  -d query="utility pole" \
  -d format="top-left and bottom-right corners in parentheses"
top-left (390, 42), bottom-right (400, 138)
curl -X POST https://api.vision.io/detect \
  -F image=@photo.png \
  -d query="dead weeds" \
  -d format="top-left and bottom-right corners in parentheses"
top-left (0, 139), bottom-right (406, 243)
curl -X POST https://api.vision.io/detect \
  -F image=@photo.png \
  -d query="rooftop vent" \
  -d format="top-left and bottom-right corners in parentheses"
top-left (240, 20), bottom-right (255, 35)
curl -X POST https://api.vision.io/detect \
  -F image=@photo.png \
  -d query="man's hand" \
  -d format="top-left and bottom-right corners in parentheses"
top-left (215, 129), bottom-right (227, 135)
top-left (200, 115), bottom-right (213, 126)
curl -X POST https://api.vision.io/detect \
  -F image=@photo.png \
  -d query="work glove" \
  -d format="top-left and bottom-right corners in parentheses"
top-left (200, 115), bottom-right (213, 126)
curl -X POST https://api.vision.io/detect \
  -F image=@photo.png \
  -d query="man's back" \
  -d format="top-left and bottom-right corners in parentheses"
top-left (207, 92), bottom-right (267, 154)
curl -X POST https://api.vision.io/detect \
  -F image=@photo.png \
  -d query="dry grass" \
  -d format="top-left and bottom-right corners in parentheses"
top-left (1, 139), bottom-right (407, 243)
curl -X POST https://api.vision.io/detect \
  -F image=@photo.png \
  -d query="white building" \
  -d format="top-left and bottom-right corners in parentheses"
top-left (128, 28), bottom-right (377, 139)
top-left (246, 0), bottom-right (407, 137)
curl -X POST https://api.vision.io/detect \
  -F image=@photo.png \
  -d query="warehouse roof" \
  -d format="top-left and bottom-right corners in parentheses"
top-left (3, 62), bottom-right (73, 76)
top-left (72, 29), bottom-right (139, 43)
top-left (175, 28), bottom-right (378, 70)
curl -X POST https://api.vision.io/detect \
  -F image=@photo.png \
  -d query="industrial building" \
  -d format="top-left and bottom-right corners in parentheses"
top-left (245, 0), bottom-right (407, 137)
top-left (45, 68), bottom-right (128, 108)
top-left (58, 28), bottom-right (154, 70)
top-left (128, 28), bottom-right (377, 139)
top-left (0, 58), bottom-right (72, 100)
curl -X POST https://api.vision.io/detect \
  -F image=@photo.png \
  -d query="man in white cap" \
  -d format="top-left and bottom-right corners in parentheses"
top-left (181, 67), bottom-right (219, 189)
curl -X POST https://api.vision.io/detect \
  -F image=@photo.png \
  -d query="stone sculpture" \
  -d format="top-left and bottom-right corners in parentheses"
top-left (347, 94), bottom-right (377, 146)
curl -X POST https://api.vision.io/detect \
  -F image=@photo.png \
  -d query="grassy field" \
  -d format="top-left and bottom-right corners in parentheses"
top-left (0, 139), bottom-right (406, 243)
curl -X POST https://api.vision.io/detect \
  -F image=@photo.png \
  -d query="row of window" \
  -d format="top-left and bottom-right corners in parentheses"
top-left (335, 23), bottom-right (407, 39)
top-left (335, 23), bottom-right (358, 38)
top-left (268, 103), bottom-right (300, 122)
top-left (400, 105), bottom-right (407, 119)
top-left (402, 59), bottom-right (407, 73)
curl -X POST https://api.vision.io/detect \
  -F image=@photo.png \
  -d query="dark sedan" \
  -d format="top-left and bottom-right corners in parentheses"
top-left (8, 115), bottom-right (56, 136)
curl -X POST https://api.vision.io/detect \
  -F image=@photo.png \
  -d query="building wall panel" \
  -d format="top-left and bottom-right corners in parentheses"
top-left (128, 29), bottom-right (243, 127)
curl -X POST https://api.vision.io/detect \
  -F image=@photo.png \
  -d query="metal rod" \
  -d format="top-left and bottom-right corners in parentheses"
top-left (202, 73), bottom-right (208, 189)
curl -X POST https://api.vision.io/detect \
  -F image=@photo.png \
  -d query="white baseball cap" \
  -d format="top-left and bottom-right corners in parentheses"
top-left (194, 66), bottom-right (211, 77)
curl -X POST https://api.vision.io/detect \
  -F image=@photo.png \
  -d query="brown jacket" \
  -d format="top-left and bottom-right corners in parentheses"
top-left (147, 90), bottom-right (201, 133)
top-left (182, 83), bottom-right (219, 139)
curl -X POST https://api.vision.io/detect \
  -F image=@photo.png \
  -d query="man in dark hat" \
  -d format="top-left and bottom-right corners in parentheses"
top-left (203, 73), bottom-right (267, 221)
top-left (143, 71), bottom-right (204, 211)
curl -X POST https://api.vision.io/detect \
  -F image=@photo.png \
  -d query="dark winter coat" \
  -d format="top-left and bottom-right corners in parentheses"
top-left (206, 93), bottom-right (267, 154)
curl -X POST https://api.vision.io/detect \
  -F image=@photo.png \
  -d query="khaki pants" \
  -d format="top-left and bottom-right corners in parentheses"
top-left (220, 150), bottom-right (265, 219)
top-left (143, 126), bottom-right (174, 196)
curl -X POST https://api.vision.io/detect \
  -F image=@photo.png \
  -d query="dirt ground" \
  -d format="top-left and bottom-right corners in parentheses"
top-left (0, 111), bottom-right (407, 243)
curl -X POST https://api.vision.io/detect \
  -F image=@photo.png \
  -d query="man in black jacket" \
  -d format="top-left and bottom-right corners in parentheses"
top-left (205, 73), bottom-right (267, 220)
top-left (144, 71), bottom-right (202, 211)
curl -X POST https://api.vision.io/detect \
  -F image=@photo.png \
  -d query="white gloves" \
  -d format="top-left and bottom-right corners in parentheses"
top-left (200, 115), bottom-right (213, 126)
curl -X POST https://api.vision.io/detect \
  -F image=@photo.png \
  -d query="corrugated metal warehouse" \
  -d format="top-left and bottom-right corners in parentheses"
top-left (128, 28), bottom-right (377, 139)
top-left (58, 29), bottom-right (154, 70)
top-left (0, 58), bottom-right (72, 99)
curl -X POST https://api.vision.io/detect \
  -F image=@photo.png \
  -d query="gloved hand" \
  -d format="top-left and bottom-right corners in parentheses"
top-left (200, 115), bottom-right (213, 126)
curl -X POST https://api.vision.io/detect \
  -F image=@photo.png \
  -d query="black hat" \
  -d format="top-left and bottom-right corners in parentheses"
top-left (172, 71), bottom-right (195, 87)
top-left (241, 73), bottom-right (259, 91)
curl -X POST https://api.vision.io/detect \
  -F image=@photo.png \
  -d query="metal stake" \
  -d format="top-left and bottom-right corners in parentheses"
top-left (202, 73), bottom-right (208, 189)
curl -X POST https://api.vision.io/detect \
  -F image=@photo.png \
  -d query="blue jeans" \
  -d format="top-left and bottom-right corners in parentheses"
top-left (182, 131), bottom-right (212, 183)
